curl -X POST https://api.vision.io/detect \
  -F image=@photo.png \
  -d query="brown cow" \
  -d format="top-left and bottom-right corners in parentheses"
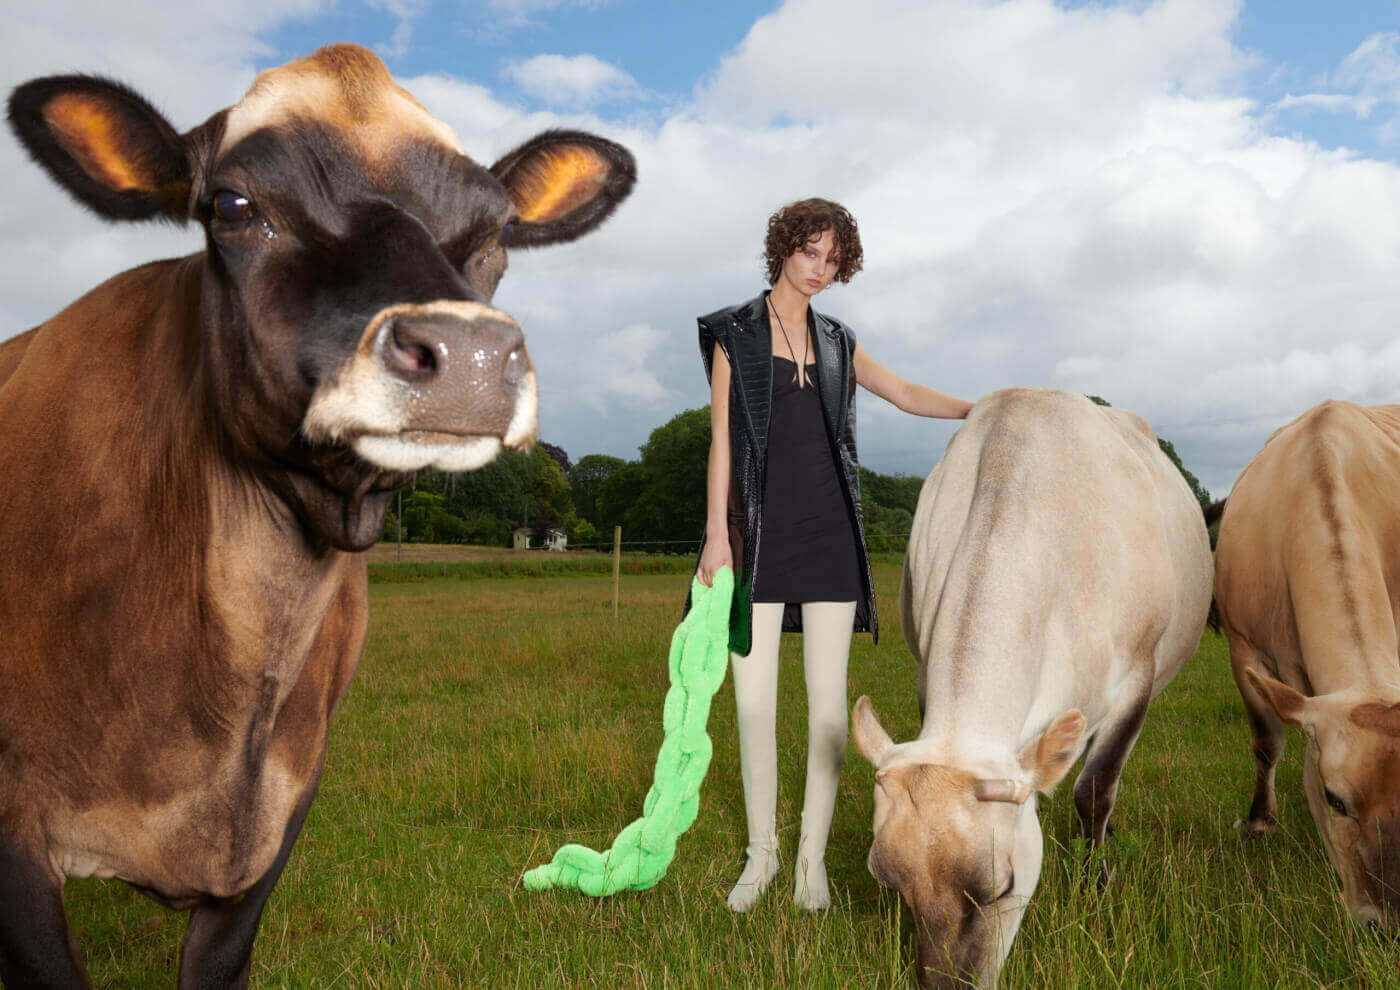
top-left (1214, 400), bottom-right (1400, 927)
top-left (0, 44), bottom-right (633, 987)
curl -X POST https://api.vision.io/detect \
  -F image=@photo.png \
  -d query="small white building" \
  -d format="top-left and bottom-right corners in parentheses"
top-left (514, 527), bottom-right (567, 551)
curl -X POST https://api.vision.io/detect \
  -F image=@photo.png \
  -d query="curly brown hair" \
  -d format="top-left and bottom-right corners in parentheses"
top-left (763, 198), bottom-right (864, 285)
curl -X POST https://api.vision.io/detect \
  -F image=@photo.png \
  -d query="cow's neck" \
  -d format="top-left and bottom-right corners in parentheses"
top-left (913, 629), bottom-right (1045, 759)
top-left (204, 464), bottom-right (355, 720)
top-left (0, 255), bottom-right (360, 738)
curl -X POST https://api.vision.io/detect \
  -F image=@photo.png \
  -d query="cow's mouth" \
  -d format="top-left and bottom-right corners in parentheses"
top-left (385, 428), bottom-right (499, 446)
top-left (350, 430), bottom-right (528, 473)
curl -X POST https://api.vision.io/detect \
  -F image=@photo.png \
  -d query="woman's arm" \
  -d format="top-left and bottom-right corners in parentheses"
top-left (853, 344), bottom-right (973, 419)
top-left (697, 343), bottom-right (735, 586)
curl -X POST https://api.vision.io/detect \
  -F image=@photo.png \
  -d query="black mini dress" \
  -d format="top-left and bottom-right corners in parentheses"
top-left (752, 356), bottom-right (863, 605)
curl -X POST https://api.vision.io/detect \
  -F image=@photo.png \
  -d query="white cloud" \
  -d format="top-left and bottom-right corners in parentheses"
top-left (575, 323), bottom-right (671, 408)
top-left (370, 0), bottom-right (426, 60)
top-left (6, 0), bottom-right (1400, 501)
top-left (482, 0), bottom-right (613, 31)
top-left (0, 0), bottom-right (329, 331)
top-left (360, 0), bottom-right (1400, 494)
top-left (502, 53), bottom-right (645, 107)
top-left (1336, 31), bottom-right (1400, 102)
top-left (1268, 32), bottom-right (1400, 138)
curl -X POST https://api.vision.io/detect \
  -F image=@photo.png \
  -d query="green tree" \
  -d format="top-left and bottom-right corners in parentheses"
top-left (530, 449), bottom-right (574, 526)
top-left (596, 460), bottom-right (646, 540)
top-left (859, 467), bottom-right (923, 516)
top-left (434, 446), bottom-right (575, 546)
top-left (567, 516), bottom-right (598, 548)
top-left (626, 407), bottom-right (711, 547)
top-left (571, 453), bottom-right (628, 526)
top-left (864, 502), bottom-right (914, 553)
top-left (400, 490), bottom-right (445, 543)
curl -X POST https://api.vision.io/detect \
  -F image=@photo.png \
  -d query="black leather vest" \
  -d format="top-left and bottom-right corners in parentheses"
top-left (684, 291), bottom-right (878, 655)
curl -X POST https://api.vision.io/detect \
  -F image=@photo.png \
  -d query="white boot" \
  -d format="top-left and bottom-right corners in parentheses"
top-left (727, 602), bottom-right (783, 913)
top-left (792, 601), bottom-right (856, 911)
top-left (727, 835), bottom-right (781, 913)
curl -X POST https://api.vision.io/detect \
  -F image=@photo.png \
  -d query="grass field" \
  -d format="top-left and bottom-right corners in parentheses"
top-left (63, 561), bottom-right (1398, 987)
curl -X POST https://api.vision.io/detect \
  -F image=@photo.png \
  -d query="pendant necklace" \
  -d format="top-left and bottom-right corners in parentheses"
top-left (769, 297), bottom-right (808, 388)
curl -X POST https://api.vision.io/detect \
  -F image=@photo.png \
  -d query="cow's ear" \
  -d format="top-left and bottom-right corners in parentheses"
top-left (852, 695), bottom-right (895, 766)
top-left (8, 75), bottom-right (191, 223)
top-left (1244, 668), bottom-right (1312, 728)
top-left (1018, 709), bottom-right (1086, 793)
top-left (490, 129), bottom-right (635, 248)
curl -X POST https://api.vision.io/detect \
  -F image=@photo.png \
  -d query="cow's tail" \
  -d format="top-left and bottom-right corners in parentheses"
top-left (1202, 499), bottom-right (1226, 633)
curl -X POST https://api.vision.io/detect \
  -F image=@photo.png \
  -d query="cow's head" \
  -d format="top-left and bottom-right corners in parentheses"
top-left (7, 44), bottom-right (634, 550)
top-left (1246, 669), bottom-right (1400, 927)
top-left (853, 696), bottom-right (1085, 989)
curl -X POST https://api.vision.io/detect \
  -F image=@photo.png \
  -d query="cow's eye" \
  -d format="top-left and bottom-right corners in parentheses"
top-left (1325, 788), bottom-right (1349, 817)
top-left (212, 190), bottom-right (254, 223)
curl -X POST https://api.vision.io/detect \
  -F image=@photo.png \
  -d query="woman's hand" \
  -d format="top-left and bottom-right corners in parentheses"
top-left (697, 533), bottom-right (733, 587)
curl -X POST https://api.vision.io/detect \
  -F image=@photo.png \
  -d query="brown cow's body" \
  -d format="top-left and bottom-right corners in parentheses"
top-left (0, 45), bottom-right (633, 987)
top-left (1215, 400), bottom-right (1400, 926)
top-left (1, 260), bottom-right (360, 906)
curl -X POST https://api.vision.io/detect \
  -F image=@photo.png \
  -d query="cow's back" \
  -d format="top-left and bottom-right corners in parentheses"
top-left (904, 387), bottom-right (1212, 745)
top-left (1216, 401), bottom-right (1400, 692)
top-left (0, 327), bottom-right (36, 390)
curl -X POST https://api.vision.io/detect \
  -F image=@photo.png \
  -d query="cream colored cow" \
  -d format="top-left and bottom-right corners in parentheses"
top-left (1214, 400), bottom-right (1400, 927)
top-left (853, 387), bottom-right (1213, 988)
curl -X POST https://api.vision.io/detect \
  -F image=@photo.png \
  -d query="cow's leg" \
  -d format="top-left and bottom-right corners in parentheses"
top-left (1073, 686), bottom-right (1151, 848)
top-left (176, 774), bottom-right (321, 990)
top-left (1226, 633), bottom-right (1284, 838)
top-left (0, 838), bottom-right (90, 989)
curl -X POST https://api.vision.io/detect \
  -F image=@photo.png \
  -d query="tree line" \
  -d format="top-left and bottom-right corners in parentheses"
top-left (386, 398), bottom-right (1210, 553)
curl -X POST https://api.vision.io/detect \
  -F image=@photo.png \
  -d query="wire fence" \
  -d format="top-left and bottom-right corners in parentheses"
top-left (556, 534), bottom-right (917, 555)
top-left (563, 538), bottom-right (703, 554)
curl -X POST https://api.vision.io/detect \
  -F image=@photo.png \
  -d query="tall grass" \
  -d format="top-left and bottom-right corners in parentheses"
top-left (62, 565), bottom-right (1392, 987)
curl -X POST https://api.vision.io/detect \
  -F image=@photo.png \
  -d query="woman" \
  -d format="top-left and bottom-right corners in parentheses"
top-left (690, 198), bottom-right (972, 912)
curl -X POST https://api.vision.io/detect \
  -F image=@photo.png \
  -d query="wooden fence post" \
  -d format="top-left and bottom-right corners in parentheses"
top-left (612, 525), bottom-right (622, 619)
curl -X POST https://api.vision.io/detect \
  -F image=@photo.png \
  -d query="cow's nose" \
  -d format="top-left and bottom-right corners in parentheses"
top-left (381, 313), bottom-right (527, 388)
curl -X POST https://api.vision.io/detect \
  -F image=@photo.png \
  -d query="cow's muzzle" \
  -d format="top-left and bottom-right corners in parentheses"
top-left (302, 300), bottom-right (538, 472)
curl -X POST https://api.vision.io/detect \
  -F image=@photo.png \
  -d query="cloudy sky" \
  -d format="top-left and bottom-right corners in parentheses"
top-left (4, 0), bottom-right (1399, 500)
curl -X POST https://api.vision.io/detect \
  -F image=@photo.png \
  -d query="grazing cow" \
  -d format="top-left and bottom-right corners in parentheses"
top-left (852, 388), bottom-right (1213, 988)
top-left (0, 44), bottom-right (633, 987)
top-left (1213, 400), bottom-right (1400, 927)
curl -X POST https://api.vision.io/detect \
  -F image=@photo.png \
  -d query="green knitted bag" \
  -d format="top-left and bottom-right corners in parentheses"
top-left (522, 566), bottom-right (734, 896)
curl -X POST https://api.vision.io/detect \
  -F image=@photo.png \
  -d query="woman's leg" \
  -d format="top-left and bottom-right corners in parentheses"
top-left (794, 600), bottom-right (857, 910)
top-left (727, 601), bottom-right (784, 912)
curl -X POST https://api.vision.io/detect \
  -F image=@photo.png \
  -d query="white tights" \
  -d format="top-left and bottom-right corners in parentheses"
top-left (726, 600), bottom-right (857, 912)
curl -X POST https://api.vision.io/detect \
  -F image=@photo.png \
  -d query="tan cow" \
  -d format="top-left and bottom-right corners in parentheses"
top-left (1213, 400), bottom-right (1400, 927)
top-left (853, 388), bottom-right (1213, 988)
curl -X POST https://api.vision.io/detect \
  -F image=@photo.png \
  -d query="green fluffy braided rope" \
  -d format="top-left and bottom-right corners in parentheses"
top-left (522, 566), bottom-right (734, 896)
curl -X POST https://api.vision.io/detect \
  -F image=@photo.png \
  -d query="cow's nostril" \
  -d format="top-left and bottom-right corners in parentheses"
top-left (384, 317), bottom-right (441, 379)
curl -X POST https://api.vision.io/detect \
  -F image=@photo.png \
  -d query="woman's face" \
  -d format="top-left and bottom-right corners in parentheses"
top-left (779, 228), bottom-right (840, 299)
